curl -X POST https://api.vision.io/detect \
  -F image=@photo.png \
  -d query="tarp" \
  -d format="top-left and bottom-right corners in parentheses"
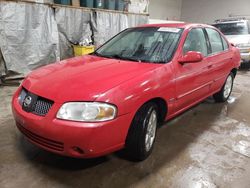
top-left (91, 11), bottom-right (149, 47)
top-left (0, 1), bottom-right (149, 76)
top-left (128, 14), bottom-right (149, 27)
top-left (0, 50), bottom-right (6, 76)
top-left (55, 7), bottom-right (92, 59)
top-left (91, 11), bottom-right (129, 47)
top-left (0, 1), bottom-right (60, 75)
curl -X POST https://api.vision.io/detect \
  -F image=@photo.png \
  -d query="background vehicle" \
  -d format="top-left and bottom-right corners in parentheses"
top-left (213, 17), bottom-right (250, 64)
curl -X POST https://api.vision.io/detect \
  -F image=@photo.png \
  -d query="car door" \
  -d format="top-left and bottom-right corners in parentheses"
top-left (174, 27), bottom-right (211, 112)
top-left (205, 28), bottom-right (233, 92)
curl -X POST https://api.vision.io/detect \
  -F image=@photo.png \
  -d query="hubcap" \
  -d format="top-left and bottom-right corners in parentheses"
top-left (145, 110), bottom-right (157, 152)
top-left (223, 75), bottom-right (233, 99)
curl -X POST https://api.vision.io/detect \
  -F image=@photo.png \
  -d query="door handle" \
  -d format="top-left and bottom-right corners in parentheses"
top-left (208, 65), bottom-right (213, 69)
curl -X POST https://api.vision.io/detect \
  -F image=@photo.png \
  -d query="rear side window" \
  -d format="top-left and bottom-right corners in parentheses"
top-left (183, 28), bottom-right (208, 56)
top-left (205, 28), bottom-right (224, 54)
top-left (221, 36), bottom-right (229, 50)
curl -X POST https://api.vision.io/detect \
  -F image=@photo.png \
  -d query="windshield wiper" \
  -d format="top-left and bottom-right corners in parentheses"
top-left (104, 54), bottom-right (141, 62)
top-left (92, 52), bottom-right (165, 64)
top-left (90, 51), bottom-right (102, 57)
top-left (90, 52), bottom-right (123, 60)
top-left (152, 61), bottom-right (166, 64)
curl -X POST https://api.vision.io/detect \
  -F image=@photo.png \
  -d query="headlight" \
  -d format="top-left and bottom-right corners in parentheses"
top-left (56, 102), bottom-right (117, 122)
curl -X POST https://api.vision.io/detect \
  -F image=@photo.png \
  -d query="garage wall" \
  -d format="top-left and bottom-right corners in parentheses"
top-left (181, 0), bottom-right (250, 24)
top-left (149, 0), bottom-right (182, 20)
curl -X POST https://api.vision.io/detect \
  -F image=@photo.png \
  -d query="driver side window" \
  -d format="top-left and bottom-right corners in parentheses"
top-left (183, 28), bottom-right (208, 56)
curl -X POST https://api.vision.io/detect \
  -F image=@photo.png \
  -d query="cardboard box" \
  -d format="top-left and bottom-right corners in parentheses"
top-left (72, 0), bottom-right (80, 7)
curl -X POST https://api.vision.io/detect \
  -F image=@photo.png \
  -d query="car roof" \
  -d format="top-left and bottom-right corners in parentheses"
top-left (137, 23), bottom-right (214, 29)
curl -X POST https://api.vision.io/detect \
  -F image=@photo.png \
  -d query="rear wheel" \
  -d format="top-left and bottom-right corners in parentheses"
top-left (125, 102), bottom-right (158, 161)
top-left (213, 73), bottom-right (234, 102)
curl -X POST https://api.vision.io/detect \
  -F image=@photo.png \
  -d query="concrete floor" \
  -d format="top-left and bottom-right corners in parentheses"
top-left (1, 69), bottom-right (250, 188)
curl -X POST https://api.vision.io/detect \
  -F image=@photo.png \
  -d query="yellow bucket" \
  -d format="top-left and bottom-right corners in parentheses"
top-left (73, 45), bottom-right (95, 56)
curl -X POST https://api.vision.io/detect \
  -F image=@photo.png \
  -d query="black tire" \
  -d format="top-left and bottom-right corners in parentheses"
top-left (213, 72), bottom-right (234, 103)
top-left (125, 102), bottom-right (158, 161)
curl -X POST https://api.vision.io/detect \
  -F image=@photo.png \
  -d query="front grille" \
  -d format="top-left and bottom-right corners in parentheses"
top-left (17, 123), bottom-right (64, 152)
top-left (19, 88), bottom-right (54, 116)
top-left (33, 98), bottom-right (53, 116)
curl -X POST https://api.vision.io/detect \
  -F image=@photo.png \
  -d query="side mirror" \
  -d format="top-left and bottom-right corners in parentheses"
top-left (178, 51), bottom-right (204, 64)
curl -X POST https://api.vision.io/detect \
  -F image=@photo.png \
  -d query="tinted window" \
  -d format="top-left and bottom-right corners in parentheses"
top-left (221, 36), bottom-right (229, 50)
top-left (206, 28), bottom-right (223, 53)
top-left (183, 28), bottom-right (208, 56)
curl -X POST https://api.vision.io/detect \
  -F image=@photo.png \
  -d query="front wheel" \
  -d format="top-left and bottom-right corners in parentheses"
top-left (125, 102), bottom-right (158, 161)
top-left (213, 73), bottom-right (234, 102)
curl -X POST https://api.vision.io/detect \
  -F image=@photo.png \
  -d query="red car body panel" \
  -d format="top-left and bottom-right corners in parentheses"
top-left (12, 23), bottom-right (241, 158)
top-left (22, 56), bottom-right (160, 104)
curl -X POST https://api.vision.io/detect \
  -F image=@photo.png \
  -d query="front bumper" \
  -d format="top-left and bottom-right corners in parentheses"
top-left (239, 48), bottom-right (250, 63)
top-left (12, 88), bottom-right (133, 158)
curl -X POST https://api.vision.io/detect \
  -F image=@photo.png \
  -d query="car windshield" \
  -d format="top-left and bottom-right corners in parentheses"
top-left (94, 27), bottom-right (183, 64)
top-left (213, 22), bottom-right (250, 35)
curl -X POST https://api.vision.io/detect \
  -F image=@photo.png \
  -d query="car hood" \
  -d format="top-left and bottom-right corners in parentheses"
top-left (225, 34), bottom-right (250, 46)
top-left (23, 55), bottom-right (160, 103)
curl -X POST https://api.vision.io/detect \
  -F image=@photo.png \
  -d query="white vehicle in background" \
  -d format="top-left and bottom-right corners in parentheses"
top-left (213, 18), bottom-right (250, 64)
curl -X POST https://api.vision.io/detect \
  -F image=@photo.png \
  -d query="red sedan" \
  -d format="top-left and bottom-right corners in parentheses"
top-left (12, 23), bottom-right (240, 161)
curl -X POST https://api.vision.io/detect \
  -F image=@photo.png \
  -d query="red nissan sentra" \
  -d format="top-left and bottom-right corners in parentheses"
top-left (12, 23), bottom-right (240, 161)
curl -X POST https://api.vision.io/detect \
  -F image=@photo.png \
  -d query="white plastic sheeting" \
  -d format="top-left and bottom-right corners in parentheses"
top-left (128, 14), bottom-right (149, 27)
top-left (0, 1), bottom-right (149, 76)
top-left (55, 7), bottom-right (92, 59)
top-left (0, 1), bottom-right (60, 75)
top-left (92, 11), bottom-right (128, 47)
top-left (91, 11), bottom-right (149, 47)
top-left (0, 50), bottom-right (6, 76)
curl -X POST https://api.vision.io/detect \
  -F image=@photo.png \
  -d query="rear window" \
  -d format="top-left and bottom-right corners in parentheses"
top-left (213, 22), bottom-right (250, 35)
